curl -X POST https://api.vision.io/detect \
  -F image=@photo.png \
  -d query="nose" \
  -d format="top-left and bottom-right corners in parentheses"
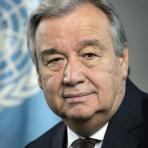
top-left (63, 59), bottom-right (85, 86)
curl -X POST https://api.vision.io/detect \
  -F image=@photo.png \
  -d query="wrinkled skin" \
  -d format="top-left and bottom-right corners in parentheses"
top-left (35, 4), bottom-right (128, 136)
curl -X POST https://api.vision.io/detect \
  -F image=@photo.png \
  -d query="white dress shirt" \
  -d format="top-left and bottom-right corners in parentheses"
top-left (67, 122), bottom-right (108, 148)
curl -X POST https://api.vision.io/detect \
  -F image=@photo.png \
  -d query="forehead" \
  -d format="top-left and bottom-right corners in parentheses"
top-left (35, 3), bottom-right (112, 52)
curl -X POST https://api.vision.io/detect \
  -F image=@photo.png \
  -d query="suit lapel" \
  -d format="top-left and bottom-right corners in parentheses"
top-left (102, 79), bottom-right (143, 148)
top-left (51, 122), bottom-right (67, 148)
top-left (101, 120), bottom-right (139, 148)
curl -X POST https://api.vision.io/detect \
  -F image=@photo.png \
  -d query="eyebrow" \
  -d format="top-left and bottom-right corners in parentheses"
top-left (76, 39), bottom-right (107, 51)
top-left (40, 48), bottom-right (64, 58)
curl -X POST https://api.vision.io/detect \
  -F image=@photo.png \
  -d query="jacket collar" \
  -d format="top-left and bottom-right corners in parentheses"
top-left (51, 122), bottom-right (67, 148)
top-left (102, 79), bottom-right (144, 148)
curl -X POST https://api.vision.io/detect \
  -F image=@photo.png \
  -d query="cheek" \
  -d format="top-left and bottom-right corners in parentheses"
top-left (90, 67), bottom-right (117, 92)
top-left (41, 74), bottom-right (65, 114)
top-left (87, 64), bottom-right (120, 106)
top-left (41, 71), bottom-right (63, 101)
top-left (42, 69), bottom-right (62, 86)
top-left (86, 54), bottom-right (118, 88)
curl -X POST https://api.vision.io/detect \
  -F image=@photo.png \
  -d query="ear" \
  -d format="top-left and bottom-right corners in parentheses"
top-left (37, 69), bottom-right (43, 89)
top-left (119, 47), bottom-right (129, 79)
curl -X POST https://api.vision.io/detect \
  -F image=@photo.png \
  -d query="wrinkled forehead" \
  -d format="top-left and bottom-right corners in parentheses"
top-left (35, 3), bottom-right (111, 34)
top-left (35, 3), bottom-right (113, 53)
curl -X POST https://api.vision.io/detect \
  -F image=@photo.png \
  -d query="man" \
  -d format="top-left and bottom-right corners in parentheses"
top-left (26, 0), bottom-right (148, 147)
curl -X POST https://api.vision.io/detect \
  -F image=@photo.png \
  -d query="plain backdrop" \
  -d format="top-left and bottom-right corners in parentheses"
top-left (110, 0), bottom-right (148, 92)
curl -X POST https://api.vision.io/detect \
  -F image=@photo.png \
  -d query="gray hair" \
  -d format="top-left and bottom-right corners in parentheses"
top-left (27, 0), bottom-right (128, 68)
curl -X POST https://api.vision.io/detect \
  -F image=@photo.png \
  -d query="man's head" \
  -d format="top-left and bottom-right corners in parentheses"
top-left (27, 0), bottom-right (129, 136)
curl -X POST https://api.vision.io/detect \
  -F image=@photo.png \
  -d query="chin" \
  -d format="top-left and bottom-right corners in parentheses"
top-left (64, 115), bottom-right (93, 123)
top-left (62, 109), bottom-right (96, 121)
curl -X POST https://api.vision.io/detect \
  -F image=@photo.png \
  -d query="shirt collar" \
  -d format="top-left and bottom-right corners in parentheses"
top-left (67, 122), bottom-right (108, 148)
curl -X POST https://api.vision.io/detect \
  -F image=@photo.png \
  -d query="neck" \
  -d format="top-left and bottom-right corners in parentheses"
top-left (64, 111), bottom-right (109, 137)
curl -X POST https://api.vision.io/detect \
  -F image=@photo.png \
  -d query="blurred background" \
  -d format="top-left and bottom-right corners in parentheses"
top-left (0, 0), bottom-right (147, 148)
top-left (112, 0), bottom-right (148, 93)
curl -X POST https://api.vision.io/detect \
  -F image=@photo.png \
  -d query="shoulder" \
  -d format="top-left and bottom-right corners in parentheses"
top-left (25, 121), bottom-right (66, 148)
top-left (126, 78), bottom-right (148, 99)
top-left (130, 79), bottom-right (148, 106)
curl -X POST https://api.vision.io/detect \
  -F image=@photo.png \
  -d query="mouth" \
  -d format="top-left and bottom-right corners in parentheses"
top-left (63, 92), bottom-right (93, 103)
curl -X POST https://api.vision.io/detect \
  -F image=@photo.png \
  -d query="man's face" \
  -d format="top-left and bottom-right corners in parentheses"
top-left (35, 4), bottom-right (128, 124)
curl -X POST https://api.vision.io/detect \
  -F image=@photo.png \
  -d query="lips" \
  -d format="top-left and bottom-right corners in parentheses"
top-left (63, 92), bottom-right (93, 103)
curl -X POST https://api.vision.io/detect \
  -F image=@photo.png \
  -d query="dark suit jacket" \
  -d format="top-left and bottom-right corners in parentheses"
top-left (25, 79), bottom-right (148, 148)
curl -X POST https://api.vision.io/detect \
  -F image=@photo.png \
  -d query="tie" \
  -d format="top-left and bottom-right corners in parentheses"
top-left (72, 138), bottom-right (98, 148)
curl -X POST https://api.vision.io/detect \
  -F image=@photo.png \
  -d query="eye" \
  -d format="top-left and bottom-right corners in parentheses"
top-left (82, 52), bottom-right (98, 60)
top-left (48, 57), bottom-right (64, 64)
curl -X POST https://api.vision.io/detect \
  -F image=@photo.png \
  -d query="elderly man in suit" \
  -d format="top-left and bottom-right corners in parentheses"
top-left (26, 0), bottom-right (148, 147)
